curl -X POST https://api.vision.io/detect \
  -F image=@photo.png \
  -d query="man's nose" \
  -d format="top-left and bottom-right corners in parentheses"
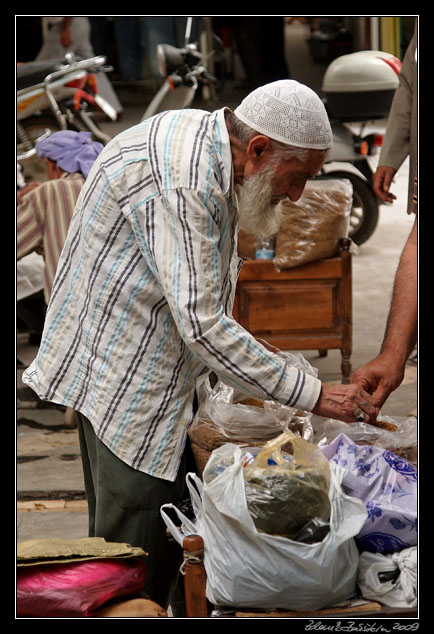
top-left (286, 180), bottom-right (306, 202)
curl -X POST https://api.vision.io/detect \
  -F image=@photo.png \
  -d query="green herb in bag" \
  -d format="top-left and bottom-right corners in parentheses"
top-left (243, 431), bottom-right (331, 540)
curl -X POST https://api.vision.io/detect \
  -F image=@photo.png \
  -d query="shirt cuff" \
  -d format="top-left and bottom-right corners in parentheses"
top-left (290, 372), bottom-right (322, 412)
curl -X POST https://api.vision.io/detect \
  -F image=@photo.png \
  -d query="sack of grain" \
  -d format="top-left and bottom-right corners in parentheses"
top-left (188, 416), bottom-right (279, 476)
top-left (274, 179), bottom-right (352, 270)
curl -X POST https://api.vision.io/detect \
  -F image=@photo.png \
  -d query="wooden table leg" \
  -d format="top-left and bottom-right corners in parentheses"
top-left (183, 535), bottom-right (209, 618)
top-left (341, 349), bottom-right (352, 384)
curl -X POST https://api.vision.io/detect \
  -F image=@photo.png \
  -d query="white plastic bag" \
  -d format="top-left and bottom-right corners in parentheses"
top-left (160, 473), bottom-right (203, 546)
top-left (162, 435), bottom-right (368, 611)
top-left (358, 547), bottom-right (417, 608)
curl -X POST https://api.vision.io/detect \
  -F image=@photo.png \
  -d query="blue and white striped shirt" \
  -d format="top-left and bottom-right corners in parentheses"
top-left (23, 107), bottom-right (321, 481)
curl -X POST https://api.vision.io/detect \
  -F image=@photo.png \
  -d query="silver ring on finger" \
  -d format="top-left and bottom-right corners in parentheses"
top-left (355, 409), bottom-right (367, 423)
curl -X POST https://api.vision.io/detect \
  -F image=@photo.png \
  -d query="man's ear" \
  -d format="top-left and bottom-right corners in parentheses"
top-left (246, 135), bottom-right (273, 164)
top-left (45, 157), bottom-right (65, 180)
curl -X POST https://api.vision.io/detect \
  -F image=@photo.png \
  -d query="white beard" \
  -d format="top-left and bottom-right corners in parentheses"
top-left (236, 162), bottom-right (283, 240)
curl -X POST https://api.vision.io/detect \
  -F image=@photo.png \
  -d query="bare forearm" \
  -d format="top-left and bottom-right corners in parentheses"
top-left (351, 216), bottom-right (417, 408)
top-left (380, 217), bottom-right (417, 364)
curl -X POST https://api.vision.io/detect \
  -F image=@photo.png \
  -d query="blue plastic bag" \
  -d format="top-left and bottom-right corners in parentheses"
top-left (321, 433), bottom-right (417, 554)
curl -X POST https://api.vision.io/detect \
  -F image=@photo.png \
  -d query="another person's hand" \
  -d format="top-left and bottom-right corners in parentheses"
top-left (312, 382), bottom-right (379, 424)
top-left (17, 182), bottom-right (41, 204)
top-left (373, 165), bottom-right (397, 203)
top-left (351, 352), bottom-right (406, 411)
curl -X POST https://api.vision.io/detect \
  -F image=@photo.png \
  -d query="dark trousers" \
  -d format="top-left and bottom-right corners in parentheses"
top-left (76, 412), bottom-right (195, 614)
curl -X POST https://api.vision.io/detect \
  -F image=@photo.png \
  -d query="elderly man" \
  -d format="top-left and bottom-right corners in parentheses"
top-left (23, 80), bottom-right (377, 612)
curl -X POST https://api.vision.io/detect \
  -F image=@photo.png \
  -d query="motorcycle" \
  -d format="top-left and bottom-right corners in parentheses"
top-left (140, 17), bottom-right (219, 122)
top-left (140, 19), bottom-right (402, 245)
top-left (17, 53), bottom-right (117, 165)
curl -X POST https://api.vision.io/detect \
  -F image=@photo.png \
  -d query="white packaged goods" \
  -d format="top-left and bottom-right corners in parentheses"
top-left (161, 431), bottom-right (368, 611)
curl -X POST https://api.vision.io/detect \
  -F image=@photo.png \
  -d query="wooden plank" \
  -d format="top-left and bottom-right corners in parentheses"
top-left (234, 601), bottom-right (384, 618)
top-left (240, 283), bottom-right (337, 333)
top-left (238, 258), bottom-right (343, 282)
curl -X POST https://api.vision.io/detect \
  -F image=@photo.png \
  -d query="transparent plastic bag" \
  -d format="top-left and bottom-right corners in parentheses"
top-left (318, 415), bottom-right (417, 466)
top-left (242, 430), bottom-right (331, 539)
top-left (204, 380), bottom-right (291, 439)
top-left (188, 356), bottom-right (318, 474)
top-left (200, 352), bottom-right (317, 440)
top-left (274, 179), bottom-right (353, 270)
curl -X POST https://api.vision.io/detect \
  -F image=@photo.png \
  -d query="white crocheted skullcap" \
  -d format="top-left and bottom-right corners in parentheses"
top-left (234, 79), bottom-right (332, 150)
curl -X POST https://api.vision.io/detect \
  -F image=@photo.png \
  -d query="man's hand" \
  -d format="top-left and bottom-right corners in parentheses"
top-left (312, 382), bottom-right (379, 424)
top-left (352, 353), bottom-right (406, 411)
top-left (17, 182), bottom-right (41, 204)
top-left (373, 165), bottom-right (397, 203)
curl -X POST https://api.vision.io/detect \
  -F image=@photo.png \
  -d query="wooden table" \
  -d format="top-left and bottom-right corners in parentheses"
top-left (233, 238), bottom-right (353, 383)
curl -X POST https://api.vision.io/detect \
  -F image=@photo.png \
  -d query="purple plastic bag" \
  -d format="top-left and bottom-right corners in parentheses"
top-left (321, 433), bottom-right (417, 554)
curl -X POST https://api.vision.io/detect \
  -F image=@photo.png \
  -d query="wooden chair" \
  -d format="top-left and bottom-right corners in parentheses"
top-left (182, 534), bottom-right (417, 619)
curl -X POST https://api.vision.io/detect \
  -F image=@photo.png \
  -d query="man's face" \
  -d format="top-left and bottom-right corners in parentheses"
top-left (268, 149), bottom-right (325, 204)
top-left (237, 149), bottom-right (325, 239)
top-left (44, 157), bottom-right (64, 180)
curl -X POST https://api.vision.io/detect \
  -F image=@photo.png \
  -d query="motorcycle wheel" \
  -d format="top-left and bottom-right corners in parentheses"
top-left (17, 117), bottom-right (64, 182)
top-left (317, 170), bottom-right (379, 246)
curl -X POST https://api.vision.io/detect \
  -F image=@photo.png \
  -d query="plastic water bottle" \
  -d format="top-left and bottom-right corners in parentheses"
top-left (255, 236), bottom-right (275, 260)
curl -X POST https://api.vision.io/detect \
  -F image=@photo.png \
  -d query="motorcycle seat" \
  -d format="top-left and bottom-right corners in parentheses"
top-left (17, 60), bottom-right (64, 91)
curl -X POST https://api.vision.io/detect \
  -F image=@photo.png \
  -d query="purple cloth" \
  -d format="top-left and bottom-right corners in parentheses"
top-left (35, 131), bottom-right (103, 179)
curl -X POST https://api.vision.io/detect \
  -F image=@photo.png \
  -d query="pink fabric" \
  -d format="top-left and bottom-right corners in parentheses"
top-left (17, 557), bottom-right (147, 617)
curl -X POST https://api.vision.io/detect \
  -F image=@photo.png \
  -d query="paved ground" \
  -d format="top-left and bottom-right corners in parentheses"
top-left (16, 21), bottom-right (417, 553)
